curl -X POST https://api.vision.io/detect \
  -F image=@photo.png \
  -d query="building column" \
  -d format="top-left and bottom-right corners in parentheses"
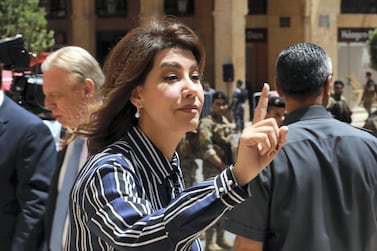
top-left (213, 0), bottom-right (247, 97)
top-left (139, 0), bottom-right (163, 15)
top-left (304, 0), bottom-right (339, 79)
top-left (71, 0), bottom-right (96, 55)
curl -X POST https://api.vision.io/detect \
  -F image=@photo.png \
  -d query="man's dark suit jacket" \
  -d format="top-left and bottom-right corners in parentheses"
top-left (42, 144), bottom-right (67, 251)
top-left (0, 95), bottom-right (58, 251)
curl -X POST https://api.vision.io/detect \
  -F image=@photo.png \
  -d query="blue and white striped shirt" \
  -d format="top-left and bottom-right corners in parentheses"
top-left (66, 126), bottom-right (249, 251)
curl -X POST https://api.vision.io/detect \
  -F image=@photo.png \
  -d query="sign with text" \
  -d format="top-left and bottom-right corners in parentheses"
top-left (246, 28), bottom-right (267, 42)
top-left (338, 28), bottom-right (375, 42)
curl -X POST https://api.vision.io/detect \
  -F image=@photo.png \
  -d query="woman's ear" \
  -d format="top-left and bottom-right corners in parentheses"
top-left (130, 86), bottom-right (142, 107)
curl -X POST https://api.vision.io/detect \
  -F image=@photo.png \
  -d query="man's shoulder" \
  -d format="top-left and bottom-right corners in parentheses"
top-left (2, 95), bottom-right (43, 124)
top-left (285, 117), bottom-right (372, 141)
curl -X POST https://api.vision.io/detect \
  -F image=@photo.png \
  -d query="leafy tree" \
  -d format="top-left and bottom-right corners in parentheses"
top-left (0, 0), bottom-right (55, 53)
top-left (368, 28), bottom-right (377, 71)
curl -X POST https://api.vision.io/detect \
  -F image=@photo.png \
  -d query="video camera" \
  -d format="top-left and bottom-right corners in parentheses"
top-left (0, 34), bottom-right (50, 119)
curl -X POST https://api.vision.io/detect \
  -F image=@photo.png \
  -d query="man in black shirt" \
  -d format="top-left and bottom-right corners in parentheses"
top-left (224, 42), bottom-right (377, 251)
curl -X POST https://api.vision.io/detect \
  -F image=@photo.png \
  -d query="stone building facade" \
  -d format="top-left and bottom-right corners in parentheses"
top-left (43, 0), bottom-right (377, 119)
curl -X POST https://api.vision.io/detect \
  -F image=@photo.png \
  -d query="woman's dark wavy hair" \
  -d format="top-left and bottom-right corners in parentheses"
top-left (276, 42), bottom-right (332, 100)
top-left (79, 16), bottom-right (206, 155)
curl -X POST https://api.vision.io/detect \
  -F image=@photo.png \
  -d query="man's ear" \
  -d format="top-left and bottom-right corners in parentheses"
top-left (325, 74), bottom-right (332, 96)
top-left (274, 77), bottom-right (284, 97)
top-left (322, 74), bottom-right (332, 106)
top-left (84, 78), bottom-right (95, 98)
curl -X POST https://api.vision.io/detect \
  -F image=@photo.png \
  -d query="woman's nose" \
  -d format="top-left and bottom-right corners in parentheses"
top-left (182, 79), bottom-right (201, 97)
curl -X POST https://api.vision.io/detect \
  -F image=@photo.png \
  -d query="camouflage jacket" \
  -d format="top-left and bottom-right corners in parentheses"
top-left (198, 113), bottom-right (237, 165)
top-left (177, 131), bottom-right (200, 159)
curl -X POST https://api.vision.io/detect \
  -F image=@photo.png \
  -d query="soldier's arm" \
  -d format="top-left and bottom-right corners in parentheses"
top-left (198, 119), bottom-right (228, 170)
top-left (206, 154), bottom-right (228, 170)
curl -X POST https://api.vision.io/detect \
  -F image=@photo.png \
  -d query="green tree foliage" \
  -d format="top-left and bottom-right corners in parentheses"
top-left (0, 0), bottom-right (55, 53)
top-left (368, 28), bottom-right (377, 71)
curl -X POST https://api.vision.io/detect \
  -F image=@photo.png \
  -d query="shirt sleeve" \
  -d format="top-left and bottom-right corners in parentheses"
top-left (222, 168), bottom-right (272, 242)
top-left (82, 157), bottom-right (250, 250)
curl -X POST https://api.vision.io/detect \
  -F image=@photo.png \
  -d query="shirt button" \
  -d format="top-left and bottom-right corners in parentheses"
top-left (227, 180), bottom-right (233, 186)
top-left (219, 187), bottom-right (224, 192)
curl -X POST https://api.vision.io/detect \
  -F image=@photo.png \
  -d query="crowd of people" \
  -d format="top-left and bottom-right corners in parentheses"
top-left (0, 15), bottom-right (376, 251)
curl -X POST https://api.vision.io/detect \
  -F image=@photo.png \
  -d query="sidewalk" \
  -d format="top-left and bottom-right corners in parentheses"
top-left (351, 106), bottom-right (371, 128)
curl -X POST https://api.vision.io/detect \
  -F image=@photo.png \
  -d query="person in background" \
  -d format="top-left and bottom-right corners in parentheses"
top-left (363, 110), bottom-right (377, 137)
top-left (266, 95), bottom-right (286, 126)
top-left (201, 81), bottom-right (216, 118)
top-left (176, 130), bottom-right (200, 187)
top-left (224, 42), bottom-right (377, 251)
top-left (41, 46), bottom-right (105, 251)
top-left (231, 79), bottom-right (248, 132)
top-left (198, 91), bottom-right (237, 251)
top-left (0, 78), bottom-right (57, 250)
top-left (327, 80), bottom-right (352, 123)
top-left (66, 16), bottom-right (288, 251)
top-left (245, 80), bottom-right (255, 121)
top-left (360, 71), bottom-right (377, 117)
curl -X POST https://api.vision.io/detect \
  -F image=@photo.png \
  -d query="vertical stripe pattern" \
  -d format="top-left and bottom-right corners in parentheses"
top-left (66, 126), bottom-right (249, 251)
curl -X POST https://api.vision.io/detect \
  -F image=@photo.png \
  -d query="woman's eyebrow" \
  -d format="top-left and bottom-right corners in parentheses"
top-left (160, 62), bottom-right (199, 70)
top-left (160, 62), bottom-right (181, 68)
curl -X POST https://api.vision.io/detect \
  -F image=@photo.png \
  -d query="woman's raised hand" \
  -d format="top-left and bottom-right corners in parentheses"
top-left (232, 83), bottom-right (288, 186)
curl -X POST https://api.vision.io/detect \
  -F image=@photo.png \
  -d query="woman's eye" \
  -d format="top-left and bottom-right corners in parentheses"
top-left (163, 74), bottom-right (179, 81)
top-left (191, 74), bottom-right (201, 81)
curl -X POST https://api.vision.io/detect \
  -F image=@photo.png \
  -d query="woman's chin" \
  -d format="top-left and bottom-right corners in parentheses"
top-left (184, 120), bottom-right (199, 132)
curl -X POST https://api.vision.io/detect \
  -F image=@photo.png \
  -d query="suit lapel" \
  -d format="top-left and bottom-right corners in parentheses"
top-left (0, 98), bottom-right (9, 137)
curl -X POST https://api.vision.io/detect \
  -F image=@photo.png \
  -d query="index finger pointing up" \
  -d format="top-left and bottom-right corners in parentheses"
top-left (253, 83), bottom-right (270, 124)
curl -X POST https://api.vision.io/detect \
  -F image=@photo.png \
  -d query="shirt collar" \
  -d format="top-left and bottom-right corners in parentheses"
top-left (124, 126), bottom-right (177, 184)
top-left (282, 105), bottom-right (331, 126)
top-left (0, 90), bottom-right (4, 107)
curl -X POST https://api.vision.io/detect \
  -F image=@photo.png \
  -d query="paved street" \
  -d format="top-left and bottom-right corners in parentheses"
top-left (350, 106), bottom-right (371, 128)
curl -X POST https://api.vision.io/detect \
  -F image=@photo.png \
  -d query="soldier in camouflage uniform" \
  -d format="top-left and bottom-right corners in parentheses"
top-left (176, 130), bottom-right (200, 187)
top-left (198, 91), bottom-right (237, 251)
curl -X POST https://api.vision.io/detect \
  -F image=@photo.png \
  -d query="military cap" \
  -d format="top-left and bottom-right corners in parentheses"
top-left (212, 91), bottom-right (228, 103)
top-left (268, 96), bottom-right (285, 107)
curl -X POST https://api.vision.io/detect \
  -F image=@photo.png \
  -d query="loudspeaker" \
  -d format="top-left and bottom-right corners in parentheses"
top-left (222, 63), bottom-right (234, 82)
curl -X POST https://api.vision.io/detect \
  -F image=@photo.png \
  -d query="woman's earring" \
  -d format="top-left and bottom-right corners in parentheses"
top-left (135, 106), bottom-right (141, 118)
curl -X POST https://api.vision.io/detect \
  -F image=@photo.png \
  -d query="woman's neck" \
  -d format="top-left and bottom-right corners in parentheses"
top-left (139, 125), bottom-right (183, 159)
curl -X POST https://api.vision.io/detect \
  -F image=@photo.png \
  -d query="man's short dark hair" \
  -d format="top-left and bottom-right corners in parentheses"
top-left (333, 80), bottom-right (345, 87)
top-left (276, 42), bottom-right (332, 99)
top-left (212, 91), bottom-right (228, 103)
